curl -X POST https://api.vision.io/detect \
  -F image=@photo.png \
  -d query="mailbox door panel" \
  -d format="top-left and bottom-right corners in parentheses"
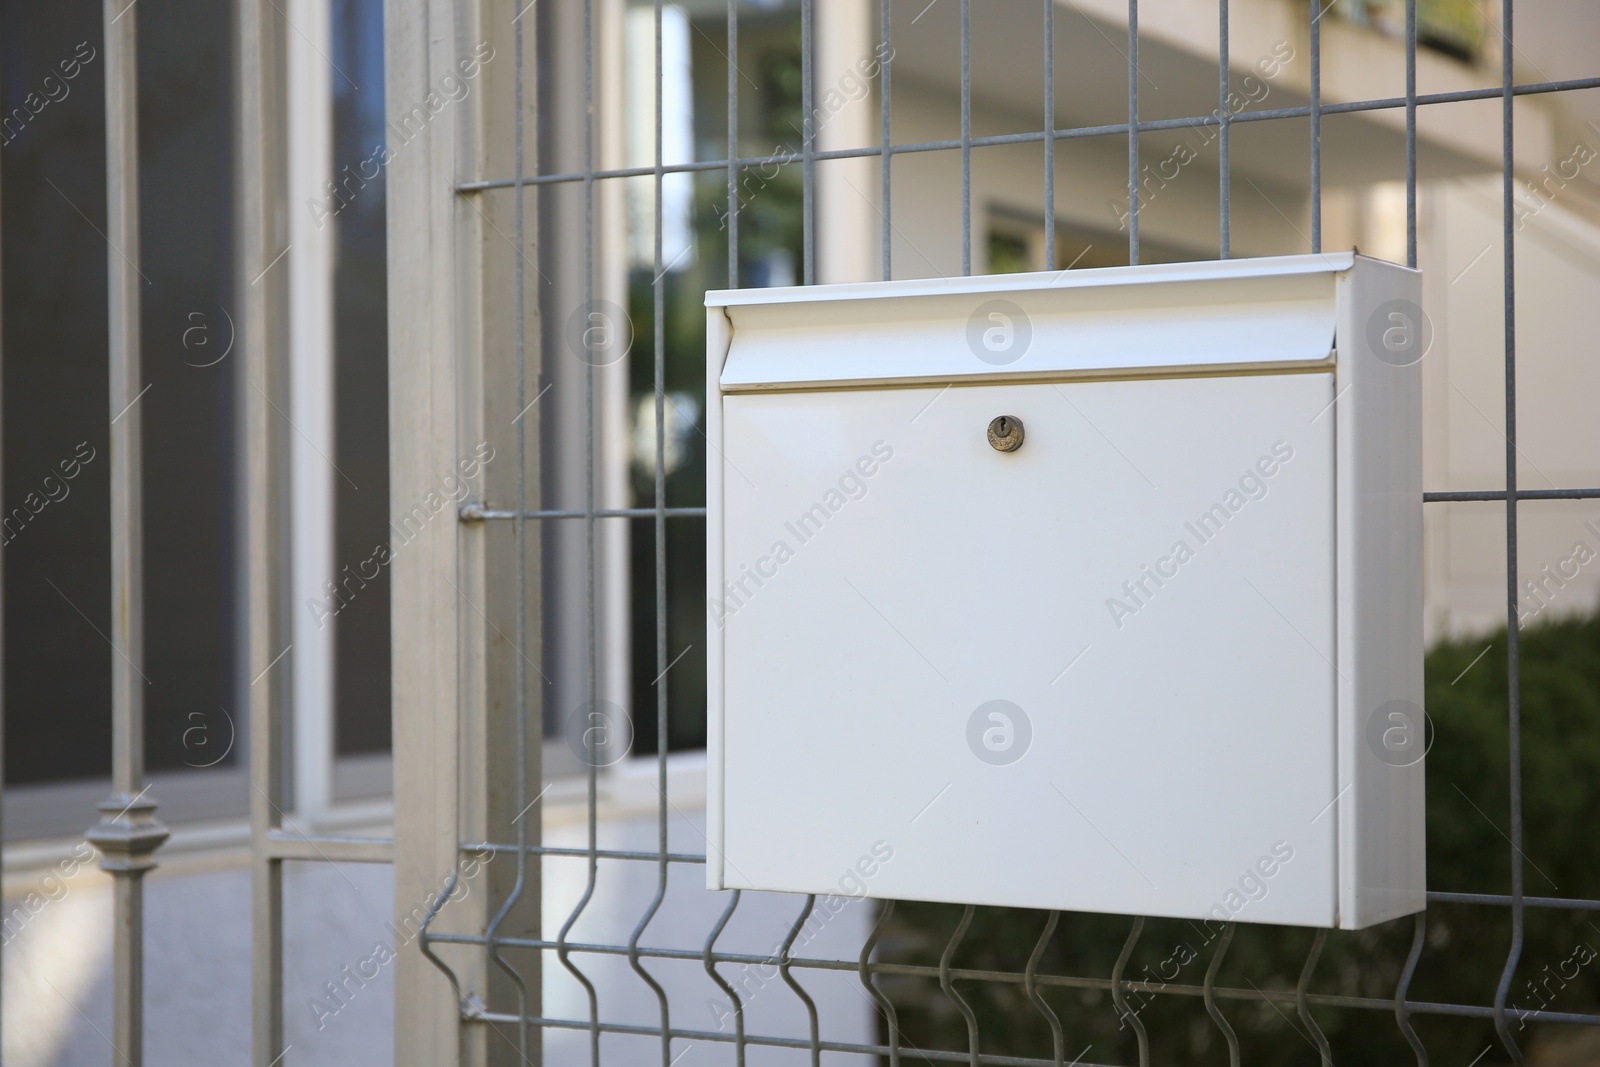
top-left (719, 372), bottom-right (1339, 925)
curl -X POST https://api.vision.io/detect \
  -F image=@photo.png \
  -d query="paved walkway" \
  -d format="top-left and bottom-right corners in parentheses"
top-left (2, 806), bottom-right (874, 1066)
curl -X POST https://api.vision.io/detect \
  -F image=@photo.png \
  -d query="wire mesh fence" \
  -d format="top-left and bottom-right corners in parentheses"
top-left (420, 0), bottom-right (1600, 1062)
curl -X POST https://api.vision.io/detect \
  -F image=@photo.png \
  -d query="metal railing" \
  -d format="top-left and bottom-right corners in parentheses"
top-left (82, 5), bottom-right (172, 1066)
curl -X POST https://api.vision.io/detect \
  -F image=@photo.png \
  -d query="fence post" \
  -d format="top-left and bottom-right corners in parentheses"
top-left (388, 0), bottom-right (472, 1061)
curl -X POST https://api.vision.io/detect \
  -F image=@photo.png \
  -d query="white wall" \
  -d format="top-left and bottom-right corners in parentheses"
top-left (1417, 178), bottom-right (1600, 643)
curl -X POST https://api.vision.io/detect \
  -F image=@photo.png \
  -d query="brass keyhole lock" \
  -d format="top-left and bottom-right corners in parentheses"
top-left (987, 415), bottom-right (1025, 452)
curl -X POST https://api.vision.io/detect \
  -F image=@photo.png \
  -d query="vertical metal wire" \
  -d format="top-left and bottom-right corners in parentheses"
top-left (1492, 0), bottom-right (1527, 1060)
top-left (705, 891), bottom-right (747, 1066)
top-left (1024, 911), bottom-right (1065, 1067)
top-left (1111, 917), bottom-right (1148, 1067)
top-left (1396, 35), bottom-right (1423, 1067)
top-left (509, 0), bottom-right (532, 1040)
top-left (960, 0), bottom-right (972, 275)
top-left (1404, 0), bottom-right (1418, 268)
top-left (727, 0), bottom-right (739, 287)
top-left (779, 896), bottom-right (823, 1067)
top-left (582, 0), bottom-right (602, 1056)
top-left (1217, 0), bottom-right (1230, 258)
top-left (1042, 0), bottom-right (1056, 270)
top-left (860, 900), bottom-right (902, 1067)
top-left (881, 0), bottom-right (893, 280)
top-left (1397, 20), bottom-right (1423, 1060)
top-left (1295, 929), bottom-right (1333, 1065)
top-left (1308, 0), bottom-right (1322, 252)
top-left (416, 869), bottom-right (468, 1005)
top-left (1395, 912), bottom-right (1430, 1065)
top-left (939, 904), bottom-right (980, 1067)
top-left (483, 0), bottom-right (534, 1056)
top-left (626, 4), bottom-right (674, 1063)
top-left (1126, 0), bottom-right (1139, 264)
top-left (554, 1), bottom-right (604, 1061)
top-left (650, 0), bottom-right (676, 1041)
top-left (1203, 923), bottom-right (1240, 1067)
top-left (801, 0), bottom-right (815, 283)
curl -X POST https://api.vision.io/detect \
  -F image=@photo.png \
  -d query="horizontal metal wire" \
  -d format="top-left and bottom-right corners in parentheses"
top-left (469, 1011), bottom-right (1117, 1067)
top-left (460, 494), bottom-right (1600, 518)
top-left (1429, 890), bottom-right (1600, 910)
top-left (472, 832), bottom-right (1600, 914)
top-left (458, 496), bottom-right (1600, 521)
top-left (462, 841), bottom-right (705, 863)
top-left (454, 492), bottom-right (1600, 521)
top-left (1424, 488), bottom-right (1600, 502)
top-left (462, 495), bottom-right (1600, 518)
top-left (428, 932), bottom-right (1600, 1025)
top-left (454, 75), bottom-right (1600, 194)
top-left (432, 940), bottom-right (1600, 1036)
top-left (458, 503), bottom-right (706, 521)
top-left (466, 1001), bottom-right (1600, 1067)
top-left (464, 494), bottom-right (1598, 516)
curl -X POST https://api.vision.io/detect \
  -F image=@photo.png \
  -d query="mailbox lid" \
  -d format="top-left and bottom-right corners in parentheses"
top-left (709, 253), bottom-right (1347, 392)
top-left (716, 371), bottom-right (1340, 925)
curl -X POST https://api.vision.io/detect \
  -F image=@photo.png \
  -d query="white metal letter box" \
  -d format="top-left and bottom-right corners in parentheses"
top-left (705, 253), bottom-right (1424, 929)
